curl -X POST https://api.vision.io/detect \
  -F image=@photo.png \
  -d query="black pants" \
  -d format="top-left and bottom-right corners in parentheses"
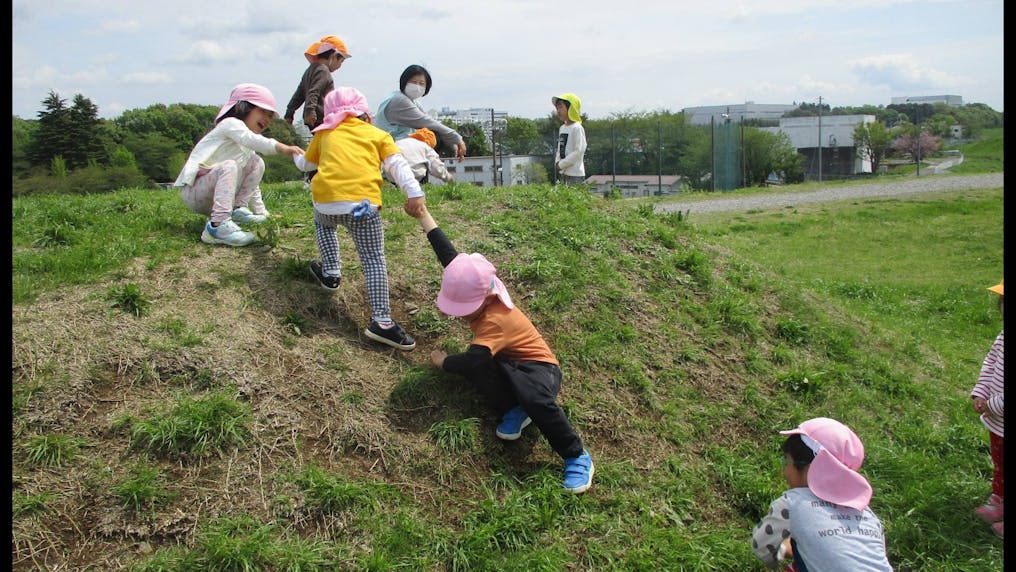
top-left (459, 357), bottom-right (584, 460)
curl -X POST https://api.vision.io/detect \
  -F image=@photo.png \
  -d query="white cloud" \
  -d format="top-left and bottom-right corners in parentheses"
top-left (849, 54), bottom-right (960, 90)
top-left (120, 72), bottom-right (172, 86)
top-left (10, 0), bottom-right (1003, 120)
top-left (98, 19), bottom-right (140, 33)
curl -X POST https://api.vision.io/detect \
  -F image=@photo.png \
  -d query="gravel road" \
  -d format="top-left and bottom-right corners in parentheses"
top-left (654, 173), bottom-right (1004, 215)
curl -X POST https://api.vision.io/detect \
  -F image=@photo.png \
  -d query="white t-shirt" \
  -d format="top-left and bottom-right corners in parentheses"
top-left (752, 487), bottom-right (893, 571)
top-left (555, 122), bottom-right (586, 177)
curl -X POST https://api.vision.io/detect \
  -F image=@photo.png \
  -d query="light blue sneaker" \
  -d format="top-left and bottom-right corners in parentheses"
top-left (201, 219), bottom-right (255, 247)
top-left (562, 450), bottom-right (594, 494)
top-left (231, 207), bottom-right (268, 225)
top-left (495, 406), bottom-right (531, 440)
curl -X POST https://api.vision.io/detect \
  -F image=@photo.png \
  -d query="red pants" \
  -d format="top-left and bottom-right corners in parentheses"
top-left (990, 431), bottom-right (1004, 499)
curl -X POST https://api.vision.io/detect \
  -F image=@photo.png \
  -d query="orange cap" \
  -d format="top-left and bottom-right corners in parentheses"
top-left (987, 280), bottom-right (1004, 295)
top-left (409, 128), bottom-right (437, 148)
top-left (305, 35), bottom-right (350, 63)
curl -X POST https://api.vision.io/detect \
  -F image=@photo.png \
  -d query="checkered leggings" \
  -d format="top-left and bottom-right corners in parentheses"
top-left (313, 208), bottom-right (391, 323)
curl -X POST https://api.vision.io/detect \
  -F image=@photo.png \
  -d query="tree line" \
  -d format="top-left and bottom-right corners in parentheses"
top-left (11, 90), bottom-right (1002, 197)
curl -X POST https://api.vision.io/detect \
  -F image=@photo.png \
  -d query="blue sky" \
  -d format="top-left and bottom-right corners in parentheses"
top-left (11, 0), bottom-right (1003, 122)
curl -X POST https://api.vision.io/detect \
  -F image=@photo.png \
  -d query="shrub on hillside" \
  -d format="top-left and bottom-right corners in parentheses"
top-left (12, 165), bottom-right (154, 197)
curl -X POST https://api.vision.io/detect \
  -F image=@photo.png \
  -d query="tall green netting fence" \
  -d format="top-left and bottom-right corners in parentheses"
top-left (712, 119), bottom-right (742, 191)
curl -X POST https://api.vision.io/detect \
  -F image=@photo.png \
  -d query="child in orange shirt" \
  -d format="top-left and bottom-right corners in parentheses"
top-left (410, 205), bottom-right (594, 493)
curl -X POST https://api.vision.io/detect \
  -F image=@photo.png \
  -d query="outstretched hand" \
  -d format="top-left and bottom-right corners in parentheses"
top-left (404, 196), bottom-right (426, 218)
top-left (455, 140), bottom-right (467, 162)
top-left (430, 349), bottom-right (447, 368)
top-left (277, 143), bottom-right (305, 157)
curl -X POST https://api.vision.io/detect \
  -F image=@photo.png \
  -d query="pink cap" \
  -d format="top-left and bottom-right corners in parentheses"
top-left (313, 86), bottom-right (370, 133)
top-left (780, 417), bottom-right (873, 511)
top-left (215, 83), bottom-right (279, 123)
top-left (436, 253), bottom-right (514, 317)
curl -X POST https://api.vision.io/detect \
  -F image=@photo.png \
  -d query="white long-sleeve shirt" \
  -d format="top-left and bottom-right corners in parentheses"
top-left (971, 329), bottom-right (1004, 437)
top-left (555, 122), bottom-right (587, 177)
top-left (174, 118), bottom-right (279, 187)
top-left (395, 137), bottom-right (453, 183)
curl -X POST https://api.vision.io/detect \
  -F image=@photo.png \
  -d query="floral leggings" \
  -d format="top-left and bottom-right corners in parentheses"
top-left (179, 157), bottom-right (268, 224)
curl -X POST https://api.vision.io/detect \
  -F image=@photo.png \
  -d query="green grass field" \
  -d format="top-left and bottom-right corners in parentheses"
top-left (11, 131), bottom-right (1005, 571)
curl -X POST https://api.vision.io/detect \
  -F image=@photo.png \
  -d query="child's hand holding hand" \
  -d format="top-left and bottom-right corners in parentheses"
top-left (404, 197), bottom-right (426, 218)
top-left (276, 143), bottom-right (305, 157)
top-left (430, 350), bottom-right (446, 368)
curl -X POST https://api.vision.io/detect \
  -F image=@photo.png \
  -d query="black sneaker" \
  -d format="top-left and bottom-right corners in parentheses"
top-left (364, 320), bottom-right (416, 351)
top-left (309, 260), bottom-right (340, 292)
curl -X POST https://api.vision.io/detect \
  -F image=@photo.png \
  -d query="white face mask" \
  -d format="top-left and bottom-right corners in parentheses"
top-left (404, 83), bottom-right (426, 100)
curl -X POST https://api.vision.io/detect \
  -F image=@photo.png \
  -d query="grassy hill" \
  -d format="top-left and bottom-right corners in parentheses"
top-left (12, 169), bottom-right (1004, 569)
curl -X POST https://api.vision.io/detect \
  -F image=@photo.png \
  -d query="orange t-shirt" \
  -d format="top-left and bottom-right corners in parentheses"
top-left (467, 302), bottom-right (559, 366)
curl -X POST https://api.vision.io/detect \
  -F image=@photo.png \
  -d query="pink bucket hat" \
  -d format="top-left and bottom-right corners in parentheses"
top-left (215, 83), bottom-right (279, 123)
top-left (313, 86), bottom-right (370, 133)
top-left (780, 417), bottom-right (873, 511)
top-left (437, 253), bottom-right (514, 317)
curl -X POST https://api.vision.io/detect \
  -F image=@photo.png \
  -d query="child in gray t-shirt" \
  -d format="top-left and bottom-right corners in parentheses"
top-left (752, 417), bottom-right (893, 571)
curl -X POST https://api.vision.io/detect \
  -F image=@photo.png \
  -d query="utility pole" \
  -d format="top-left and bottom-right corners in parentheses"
top-left (490, 108), bottom-right (497, 187)
top-left (817, 96), bottom-right (823, 183)
top-left (915, 107), bottom-right (921, 177)
top-left (657, 119), bottom-right (662, 196)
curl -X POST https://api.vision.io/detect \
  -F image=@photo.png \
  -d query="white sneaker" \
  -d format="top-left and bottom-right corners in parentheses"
top-left (201, 220), bottom-right (255, 247)
top-left (231, 207), bottom-right (268, 225)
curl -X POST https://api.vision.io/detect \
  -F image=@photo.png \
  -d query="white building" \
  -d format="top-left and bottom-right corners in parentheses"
top-left (682, 102), bottom-right (800, 125)
top-left (436, 107), bottom-right (509, 145)
top-left (891, 95), bottom-right (963, 107)
top-left (761, 115), bottom-right (876, 178)
top-left (584, 175), bottom-right (683, 197)
top-left (442, 154), bottom-right (542, 187)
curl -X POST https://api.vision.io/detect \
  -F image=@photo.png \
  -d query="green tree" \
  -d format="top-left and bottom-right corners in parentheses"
top-left (783, 101), bottom-right (830, 117)
top-left (27, 91), bottom-right (110, 171)
top-left (116, 103), bottom-right (216, 151)
top-left (853, 121), bottom-right (891, 174)
top-left (121, 132), bottom-right (182, 182)
top-left (952, 103), bottom-right (1003, 135)
top-left (437, 121), bottom-right (489, 157)
top-left (109, 146), bottom-right (137, 169)
top-left (12, 116), bottom-right (38, 178)
top-left (28, 91), bottom-right (74, 168)
top-left (742, 129), bottom-right (801, 186)
top-left (502, 117), bottom-right (542, 155)
top-left (66, 94), bottom-right (107, 169)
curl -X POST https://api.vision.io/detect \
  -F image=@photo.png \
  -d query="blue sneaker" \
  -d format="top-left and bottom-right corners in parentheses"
top-left (495, 406), bottom-right (531, 440)
top-left (201, 220), bottom-right (255, 247)
top-left (231, 207), bottom-right (268, 225)
top-left (562, 450), bottom-right (594, 494)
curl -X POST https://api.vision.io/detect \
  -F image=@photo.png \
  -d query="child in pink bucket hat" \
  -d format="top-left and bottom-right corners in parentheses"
top-left (410, 205), bottom-right (594, 494)
top-left (174, 83), bottom-right (304, 246)
top-left (292, 87), bottom-right (425, 351)
top-left (752, 417), bottom-right (893, 571)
